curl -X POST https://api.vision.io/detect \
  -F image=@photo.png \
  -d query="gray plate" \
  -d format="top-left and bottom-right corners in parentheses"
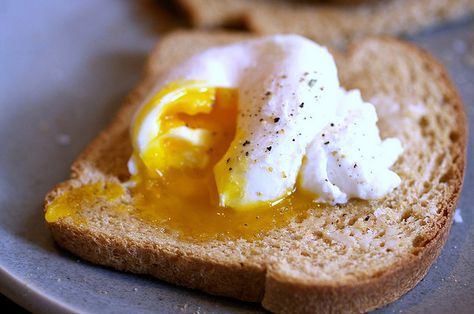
top-left (0, 1), bottom-right (473, 313)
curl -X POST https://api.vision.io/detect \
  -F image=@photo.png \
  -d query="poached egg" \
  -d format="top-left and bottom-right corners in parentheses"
top-left (129, 35), bottom-right (402, 210)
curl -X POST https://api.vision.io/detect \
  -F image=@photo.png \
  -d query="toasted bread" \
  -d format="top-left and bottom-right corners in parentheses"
top-left (175, 0), bottom-right (474, 46)
top-left (44, 31), bottom-right (466, 313)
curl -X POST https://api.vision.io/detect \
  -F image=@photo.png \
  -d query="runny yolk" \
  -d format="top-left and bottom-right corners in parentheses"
top-left (45, 182), bottom-right (126, 224)
top-left (129, 81), bottom-right (321, 241)
top-left (45, 81), bottom-right (323, 242)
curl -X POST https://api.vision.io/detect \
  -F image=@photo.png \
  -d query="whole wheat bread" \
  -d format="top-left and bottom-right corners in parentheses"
top-left (44, 31), bottom-right (466, 313)
top-left (175, 0), bottom-right (474, 46)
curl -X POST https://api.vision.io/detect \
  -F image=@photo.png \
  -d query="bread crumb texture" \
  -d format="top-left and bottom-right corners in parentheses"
top-left (176, 0), bottom-right (474, 46)
top-left (45, 32), bottom-right (466, 313)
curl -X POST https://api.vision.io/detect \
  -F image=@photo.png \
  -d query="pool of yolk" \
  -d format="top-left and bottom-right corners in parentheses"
top-left (130, 167), bottom-right (320, 241)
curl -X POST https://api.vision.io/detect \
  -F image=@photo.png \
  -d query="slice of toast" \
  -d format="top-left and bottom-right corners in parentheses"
top-left (175, 0), bottom-right (474, 46)
top-left (44, 31), bottom-right (466, 313)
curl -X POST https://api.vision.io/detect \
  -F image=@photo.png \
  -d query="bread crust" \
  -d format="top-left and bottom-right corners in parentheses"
top-left (44, 31), bottom-right (467, 313)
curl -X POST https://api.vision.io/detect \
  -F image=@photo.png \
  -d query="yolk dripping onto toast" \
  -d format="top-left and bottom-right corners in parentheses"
top-left (45, 82), bottom-right (320, 241)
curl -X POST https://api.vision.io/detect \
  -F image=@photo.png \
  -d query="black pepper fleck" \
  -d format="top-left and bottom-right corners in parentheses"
top-left (243, 140), bottom-right (250, 146)
top-left (266, 146), bottom-right (272, 152)
top-left (299, 102), bottom-right (304, 108)
top-left (324, 141), bottom-right (330, 145)
top-left (274, 117), bottom-right (280, 123)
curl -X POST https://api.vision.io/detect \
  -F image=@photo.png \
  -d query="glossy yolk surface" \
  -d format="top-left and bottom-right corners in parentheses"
top-left (132, 82), bottom-right (229, 175)
top-left (45, 81), bottom-right (322, 241)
